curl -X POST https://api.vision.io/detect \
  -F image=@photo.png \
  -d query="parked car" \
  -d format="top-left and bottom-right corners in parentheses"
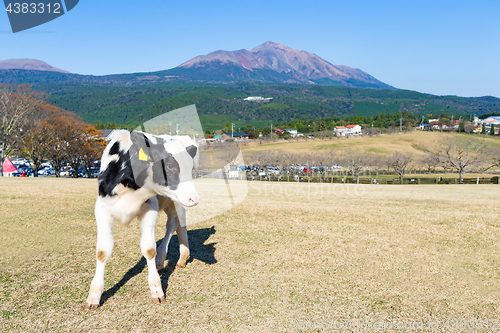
top-left (38, 166), bottom-right (55, 176)
top-left (60, 167), bottom-right (74, 177)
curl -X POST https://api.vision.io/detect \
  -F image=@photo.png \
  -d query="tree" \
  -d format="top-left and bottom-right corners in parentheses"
top-left (458, 121), bottom-right (465, 133)
top-left (436, 137), bottom-right (487, 184)
top-left (18, 102), bottom-right (59, 177)
top-left (340, 150), bottom-right (365, 184)
top-left (0, 84), bottom-right (42, 176)
top-left (482, 123), bottom-right (487, 134)
top-left (386, 152), bottom-right (413, 184)
top-left (318, 120), bottom-right (327, 131)
top-left (419, 154), bottom-right (440, 174)
top-left (80, 125), bottom-right (107, 178)
top-left (44, 111), bottom-right (83, 177)
top-left (490, 124), bottom-right (496, 135)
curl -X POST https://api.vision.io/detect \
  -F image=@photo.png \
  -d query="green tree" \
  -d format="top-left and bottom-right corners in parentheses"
top-left (319, 120), bottom-right (327, 131)
top-left (290, 120), bottom-right (297, 129)
top-left (481, 123), bottom-right (487, 134)
top-left (458, 121), bottom-right (465, 133)
top-left (490, 124), bottom-right (495, 135)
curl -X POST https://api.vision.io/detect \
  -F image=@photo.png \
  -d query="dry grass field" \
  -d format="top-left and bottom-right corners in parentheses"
top-left (1, 177), bottom-right (500, 332)
top-left (241, 131), bottom-right (500, 157)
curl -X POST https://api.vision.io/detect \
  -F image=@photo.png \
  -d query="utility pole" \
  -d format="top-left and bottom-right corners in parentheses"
top-left (231, 123), bottom-right (235, 138)
top-left (176, 123), bottom-right (179, 136)
top-left (169, 122), bottom-right (172, 135)
top-left (400, 117), bottom-right (403, 131)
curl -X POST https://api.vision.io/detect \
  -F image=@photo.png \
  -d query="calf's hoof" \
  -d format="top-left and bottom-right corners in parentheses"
top-left (152, 296), bottom-right (166, 304)
top-left (84, 302), bottom-right (99, 311)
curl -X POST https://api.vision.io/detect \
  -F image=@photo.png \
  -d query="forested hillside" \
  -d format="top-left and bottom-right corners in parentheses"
top-left (37, 83), bottom-right (500, 130)
top-left (1, 67), bottom-right (499, 131)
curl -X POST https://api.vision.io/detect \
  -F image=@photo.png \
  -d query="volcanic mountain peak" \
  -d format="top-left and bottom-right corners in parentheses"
top-left (0, 59), bottom-right (69, 73)
top-left (177, 41), bottom-right (392, 89)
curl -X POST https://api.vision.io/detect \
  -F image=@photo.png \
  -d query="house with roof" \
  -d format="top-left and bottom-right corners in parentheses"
top-left (334, 124), bottom-right (361, 136)
top-left (283, 128), bottom-right (299, 138)
top-left (224, 132), bottom-right (249, 140)
top-left (346, 124), bottom-right (362, 134)
top-left (334, 126), bottom-right (347, 136)
top-left (99, 129), bottom-right (116, 141)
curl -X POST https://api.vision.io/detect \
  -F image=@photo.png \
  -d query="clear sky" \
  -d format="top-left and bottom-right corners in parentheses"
top-left (1, 0), bottom-right (499, 98)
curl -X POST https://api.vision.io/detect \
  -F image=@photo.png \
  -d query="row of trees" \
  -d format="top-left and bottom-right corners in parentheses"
top-left (0, 84), bottom-right (106, 177)
top-left (249, 136), bottom-right (496, 184)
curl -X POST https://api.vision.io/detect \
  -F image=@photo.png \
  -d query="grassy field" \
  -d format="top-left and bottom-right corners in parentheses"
top-left (240, 131), bottom-right (500, 157)
top-left (2, 177), bottom-right (500, 331)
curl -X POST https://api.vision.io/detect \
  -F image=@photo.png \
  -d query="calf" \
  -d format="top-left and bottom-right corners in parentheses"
top-left (84, 130), bottom-right (200, 310)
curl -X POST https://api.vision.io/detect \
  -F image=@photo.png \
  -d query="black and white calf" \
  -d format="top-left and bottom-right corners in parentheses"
top-left (84, 130), bottom-right (200, 310)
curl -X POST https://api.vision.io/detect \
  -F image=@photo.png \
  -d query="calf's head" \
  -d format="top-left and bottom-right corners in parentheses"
top-left (129, 131), bottom-right (200, 207)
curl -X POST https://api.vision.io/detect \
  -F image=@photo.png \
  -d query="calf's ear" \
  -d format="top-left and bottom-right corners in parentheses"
top-left (186, 145), bottom-right (197, 159)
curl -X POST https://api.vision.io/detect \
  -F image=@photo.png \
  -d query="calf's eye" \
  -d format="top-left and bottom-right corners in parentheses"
top-left (166, 164), bottom-right (174, 170)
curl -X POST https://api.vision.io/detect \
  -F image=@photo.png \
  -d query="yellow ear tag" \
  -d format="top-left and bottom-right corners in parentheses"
top-left (139, 148), bottom-right (148, 161)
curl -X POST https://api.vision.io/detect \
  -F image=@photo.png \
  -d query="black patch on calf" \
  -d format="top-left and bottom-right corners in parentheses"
top-left (152, 152), bottom-right (180, 190)
top-left (129, 131), bottom-right (181, 189)
top-left (186, 145), bottom-right (197, 159)
top-left (108, 141), bottom-right (120, 155)
top-left (98, 143), bottom-right (142, 197)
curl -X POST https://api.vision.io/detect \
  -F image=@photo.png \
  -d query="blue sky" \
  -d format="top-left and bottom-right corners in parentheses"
top-left (1, 0), bottom-right (499, 98)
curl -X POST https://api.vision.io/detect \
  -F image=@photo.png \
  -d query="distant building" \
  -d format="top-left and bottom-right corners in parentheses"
top-left (243, 96), bottom-right (273, 102)
top-left (224, 132), bottom-right (249, 140)
top-left (334, 124), bottom-right (361, 136)
top-left (99, 129), bottom-right (116, 141)
top-left (346, 124), bottom-right (362, 134)
top-left (334, 126), bottom-right (347, 136)
top-left (483, 116), bottom-right (500, 126)
top-left (284, 128), bottom-right (298, 137)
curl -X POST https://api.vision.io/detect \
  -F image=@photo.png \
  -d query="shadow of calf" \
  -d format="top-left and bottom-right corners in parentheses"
top-left (100, 226), bottom-right (217, 306)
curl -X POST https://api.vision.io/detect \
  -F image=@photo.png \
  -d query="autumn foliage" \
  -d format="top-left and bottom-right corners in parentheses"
top-left (0, 84), bottom-right (106, 177)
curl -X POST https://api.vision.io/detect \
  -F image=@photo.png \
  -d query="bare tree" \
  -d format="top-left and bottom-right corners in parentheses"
top-left (340, 150), bottom-right (366, 184)
top-left (386, 151), bottom-right (413, 184)
top-left (419, 153), bottom-right (440, 174)
top-left (0, 84), bottom-right (43, 175)
top-left (436, 137), bottom-right (487, 184)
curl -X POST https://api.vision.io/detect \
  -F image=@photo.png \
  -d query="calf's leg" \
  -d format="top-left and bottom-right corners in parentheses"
top-left (174, 202), bottom-right (190, 268)
top-left (138, 197), bottom-right (165, 303)
top-left (85, 205), bottom-right (114, 310)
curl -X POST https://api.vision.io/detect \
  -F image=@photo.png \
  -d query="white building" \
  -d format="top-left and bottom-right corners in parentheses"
top-left (284, 128), bottom-right (298, 137)
top-left (334, 124), bottom-right (362, 136)
top-left (243, 96), bottom-right (273, 102)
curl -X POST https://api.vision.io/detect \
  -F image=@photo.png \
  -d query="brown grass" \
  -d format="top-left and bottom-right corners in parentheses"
top-left (241, 131), bottom-right (500, 158)
top-left (1, 177), bottom-right (500, 331)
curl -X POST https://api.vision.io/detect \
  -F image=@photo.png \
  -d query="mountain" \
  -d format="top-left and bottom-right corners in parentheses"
top-left (0, 42), bottom-right (393, 89)
top-left (0, 59), bottom-right (69, 73)
top-left (174, 41), bottom-right (393, 89)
